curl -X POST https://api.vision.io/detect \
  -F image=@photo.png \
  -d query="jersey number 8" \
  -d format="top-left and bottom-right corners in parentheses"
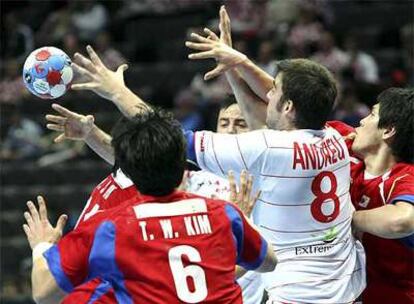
top-left (311, 171), bottom-right (340, 223)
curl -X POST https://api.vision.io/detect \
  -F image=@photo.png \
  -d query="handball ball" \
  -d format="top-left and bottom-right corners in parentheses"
top-left (23, 47), bottom-right (73, 99)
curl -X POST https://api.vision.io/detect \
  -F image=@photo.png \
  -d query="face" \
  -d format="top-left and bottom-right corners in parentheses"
top-left (352, 103), bottom-right (384, 156)
top-left (266, 73), bottom-right (290, 130)
top-left (216, 103), bottom-right (249, 134)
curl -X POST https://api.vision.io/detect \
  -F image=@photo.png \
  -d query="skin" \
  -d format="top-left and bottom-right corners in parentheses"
top-left (216, 103), bottom-right (249, 134)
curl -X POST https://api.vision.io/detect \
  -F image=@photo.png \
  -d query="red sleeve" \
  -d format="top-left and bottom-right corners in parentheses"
top-left (388, 173), bottom-right (414, 205)
top-left (43, 213), bottom-right (107, 292)
top-left (224, 203), bottom-right (268, 270)
top-left (326, 120), bottom-right (356, 155)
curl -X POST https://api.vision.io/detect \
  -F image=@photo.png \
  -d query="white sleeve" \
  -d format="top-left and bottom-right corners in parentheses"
top-left (194, 130), bottom-right (267, 178)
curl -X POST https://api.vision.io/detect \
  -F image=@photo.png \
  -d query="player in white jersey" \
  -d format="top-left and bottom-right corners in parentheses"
top-left (46, 97), bottom-right (265, 303)
top-left (183, 6), bottom-right (366, 303)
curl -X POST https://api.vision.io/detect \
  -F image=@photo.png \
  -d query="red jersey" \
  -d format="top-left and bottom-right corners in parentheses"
top-left (44, 191), bottom-right (268, 303)
top-left (350, 161), bottom-right (414, 304)
top-left (75, 169), bottom-right (139, 228)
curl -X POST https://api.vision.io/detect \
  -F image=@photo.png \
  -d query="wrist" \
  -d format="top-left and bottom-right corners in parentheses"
top-left (84, 124), bottom-right (98, 141)
top-left (32, 242), bottom-right (53, 261)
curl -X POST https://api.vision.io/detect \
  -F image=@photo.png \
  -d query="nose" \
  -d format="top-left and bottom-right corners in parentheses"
top-left (228, 123), bottom-right (237, 134)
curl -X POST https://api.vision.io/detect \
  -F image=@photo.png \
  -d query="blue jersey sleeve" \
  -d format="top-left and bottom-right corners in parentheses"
top-left (224, 203), bottom-right (268, 270)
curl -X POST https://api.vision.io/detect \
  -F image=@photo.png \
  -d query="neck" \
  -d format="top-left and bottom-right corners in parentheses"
top-left (363, 145), bottom-right (397, 176)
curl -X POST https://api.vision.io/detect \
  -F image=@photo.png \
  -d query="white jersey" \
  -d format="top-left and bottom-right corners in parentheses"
top-left (184, 170), bottom-right (265, 304)
top-left (193, 127), bottom-right (366, 303)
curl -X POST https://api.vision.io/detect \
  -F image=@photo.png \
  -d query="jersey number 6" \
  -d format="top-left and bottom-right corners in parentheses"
top-left (168, 245), bottom-right (208, 303)
top-left (311, 171), bottom-right (340, 223)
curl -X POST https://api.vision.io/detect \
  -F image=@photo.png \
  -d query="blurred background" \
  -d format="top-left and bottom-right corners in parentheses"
top-left (0, 0), bottom-right (413, 303)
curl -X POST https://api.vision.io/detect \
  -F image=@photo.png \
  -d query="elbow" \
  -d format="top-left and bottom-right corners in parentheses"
top-left (261, 256), bottom-right (277, 273)
top-left (389, 215), bottom-right (414, 236)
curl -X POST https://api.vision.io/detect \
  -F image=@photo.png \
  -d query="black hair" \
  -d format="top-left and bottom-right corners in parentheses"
top-left (275, 59), bottom-right (337, 129)
top-left (220, 95), bottom-right (238, 110)
top-left (378, 87), bottom-right (414, 164)
top-left (111, 109), bottom-right (186, 196)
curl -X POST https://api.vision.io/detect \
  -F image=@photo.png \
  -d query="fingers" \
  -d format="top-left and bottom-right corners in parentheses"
top-left (204, 65), bottom-right (225, 80)
top-left (37, 196), bottom-right (48, 221)
top-left (27, 201), bottom-right (40, 223)
top-left (185, 41), bottom-right (213, 51)
top-left (24, 211), bottom-right (35, 229)
top-left (74, 52), bottom-right (97, 73)
top-left (116, 64), bottom-right (129, 75)
top-left (71, 83), bottom-right (99, 91)
top-left (228, 170), bottom-right (237, 202)
top-left (72, 62), bottom-right (94, 80)
top-left (86, 45), bottom-right (105, 68)
top-left (344, 132), bottom-right (357, 141)
top-left (54, 134), bottom-right (66, 143)
top-left (203, 28), bottom-right (219, 41)
top-left (245, 173), bottom-right (253, 201)
top-left (46, 124), bottom-right (64, 132)
top-left (55, 214), bottom-right (68, 232)
top-left (188, 50), bottom-right (216, 60)
top-left (45, 114), bottom-right (66, 124)
top-left (189, 32), bottom-right (211, 43)
top-left (52, 103), bottom-right (78, 118)
top-left (22, 224), bottom-right (32, 239)
top-left (239, 170), bottom-right (248, 199)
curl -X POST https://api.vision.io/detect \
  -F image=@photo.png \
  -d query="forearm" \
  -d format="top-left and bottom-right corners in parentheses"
top-left (32, 257), bottom-right (65, 304)
top-left (236, 58), bottom-right (274, 102)
top-left (84, 125), bottom-right (115, 165)
top-left (110, 86), bottom-right (152, 119)
top-left (225, 69), bottom-right (267, 130)
top-left (352, 202), bottom-right (414, 239)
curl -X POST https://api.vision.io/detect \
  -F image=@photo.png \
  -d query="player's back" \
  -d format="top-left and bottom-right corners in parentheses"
top-left (89, 191), bottom-right (266, 303)
top-left (253, 127), bottom-right (365, 303)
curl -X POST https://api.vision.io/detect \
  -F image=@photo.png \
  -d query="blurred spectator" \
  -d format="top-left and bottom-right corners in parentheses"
top-left (3, 12), bottom-right (34, 61)
top-left (333, 87), bottom-right (370, 127)
top-left (0, 107), bottom-right (44, 161)
top-left (287, 6), bottom-right (323, 57)
top-left (256, 40), bottom-right (278, 76)
top-left (400, 23), bottom-right (414, 85)
top-left (62, 31), bottom-right (83, 58)
top-left (343, 35), bottom-right (379, 84)
top-left (94, 32), bottom-right (126, 70)
top-left (173, 88), bottom-right (203, 131)
top-left (0, 59), bottom-right (28, 104)
top-left (312, 31), bottom-right (348, 75)
top-left (71, 1), bottom-right (108, 42)
top-left (36, 4), bottom-right (74, 46)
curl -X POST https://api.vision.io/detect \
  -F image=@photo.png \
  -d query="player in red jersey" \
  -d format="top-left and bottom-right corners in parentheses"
top-left (349, 88), bottom-right (414, 304)
top-left (23, 109), bottom-right (276, 304)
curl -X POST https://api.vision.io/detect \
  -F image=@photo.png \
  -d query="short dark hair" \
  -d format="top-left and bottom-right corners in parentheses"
top-left (378, 87), bottom-right (414, 164)
top-left (220, 95), bottom-right (237, 110)
top-left (276, 59), bottom-right (337, 129)
top-left (111, 109), bottom-right (186, 196)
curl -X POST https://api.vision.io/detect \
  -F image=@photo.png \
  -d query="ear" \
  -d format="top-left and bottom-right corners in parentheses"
top-left (284, 100), bottom-right (296, 118)
top-left (382, 125), bottom-right (396, 141)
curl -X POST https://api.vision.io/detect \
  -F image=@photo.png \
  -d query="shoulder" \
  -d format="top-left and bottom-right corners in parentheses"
top-left (326, 120), bottom-right (355, 137)
top-left (386, 163), bottom-right (414, 204)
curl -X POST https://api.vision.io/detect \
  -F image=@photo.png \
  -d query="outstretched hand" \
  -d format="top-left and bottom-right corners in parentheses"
top-left (23, 196), bottom-right (67, 249)
top-left (185, 6), bottom-right (247, 80)
top-left (228, 170), bottom-right (261, 217)
top-left (71, 45), bottom-right (129, 101)
top-left (46, 103), bottom-right (95, 143)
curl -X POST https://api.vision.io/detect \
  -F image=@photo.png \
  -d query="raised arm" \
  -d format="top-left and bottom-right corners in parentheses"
top-left (71, 45), bottom-right (152, 119)
top-left (186, 6), bottom-right (270, 128)
top-left (46, 104), bottom-right (115, 165)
